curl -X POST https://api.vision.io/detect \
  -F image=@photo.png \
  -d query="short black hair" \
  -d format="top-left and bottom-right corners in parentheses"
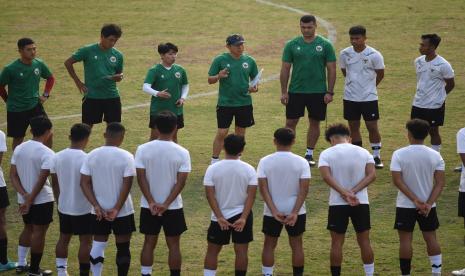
top-left (349, 25), bottom-right (366, 36)
top-left (421, 33), bottom-right (441, 48)
top-left (300, 15), bottom-right (316, 24)
top-left (153, 111), bottom-right (177, 134)
top-left (17, 38), bottom-right (34, 50)
top-left (101, 24), bottom-right (122, 38)
top-left (274, 128), bottom-right (295, 146)
top-left (30, 116), bottom-right (52, 137)
top-left (406, 119), bottom-right (430, 140)
top-left (158, 42), bottom-right (178, 55)
top-left (70, 123), bottom-right (91, 143)
top-left (325, 123), bottom-right (350, 142)
top-left (224, 134), bottom-right (245, 156)
top-left (105, 122), bottom-right (125, 138)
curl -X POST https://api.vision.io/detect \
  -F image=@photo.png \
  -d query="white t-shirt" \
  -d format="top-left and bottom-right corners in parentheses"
top-left (50, 148), bottom-right (92, 215)
top-left (203, 159), bottom-right (257, 221)
top-left (135, 140), bottom-right (191, 210)
top-left (11, 140), bottom-right (55, 204)
top-left (390, 145), bottom-right (445, 208)
top-left (0, 131), bottom-right (6, 188)
top-left (457, 128), bottom-right (465, 192)
top-left (257, 151), bottom-right (311, 216)
top-left (413, 55), bottom-right (454, 109)
top-left (318, 143), bottom-right (374, 206)
top-left (80, 146), bottom-right (135, 217)
top-left (340, 45), bottom-right (384, 102)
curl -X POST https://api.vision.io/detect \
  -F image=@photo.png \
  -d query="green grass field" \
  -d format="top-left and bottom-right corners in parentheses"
top-left (1, 0), bottom-right (465, 275)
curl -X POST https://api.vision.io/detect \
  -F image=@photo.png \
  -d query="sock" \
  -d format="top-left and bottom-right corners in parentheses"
top-left (431, 144), bottom-right (441, 152)
top-left (79, 262), bottom-right (91, 276)
top-left (204, 269), bottom-right (216, 276)
top-left (293, 266), bottom-right (304, 276)
top-left (330, 266), bottom-right (341, 276)
top-left (90, 240), bottom-right (107, 276)
top-left (17, 245), bottom-right (29, 266)
top-left (211, 157), bottom-right (220, 165)
top-left (0, 238), bottom-right (7, 264)
top-left (56, 257), bottom-right (68, 275)
top-left (363, 263), bottom-right (374, 276)
top-left (116, 241), bottom-right (131, 276)
top-left (29, 252), bottom-right (43, 273)
top-left (170, 269), bottom-right (181, 276)
top-left (353, 141), bottom-right (363, 147)
top-left (262, 265), bottom-right (273, 275)
top-left (235, 270), bottom-right (247, 276)
top-left (306, 147), bottom-right (314, 156)
top-left (371, 143), bottom-right (381, 157)
top-left (141, 265), bottom-right (152, 275)
top-left (399, 258), bottom-right (411, 275)
top-left (429, 254), bottom-right (442, 273)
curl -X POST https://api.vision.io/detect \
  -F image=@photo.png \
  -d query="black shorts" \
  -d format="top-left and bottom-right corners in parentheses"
top-left (149, 114), bottom-right (184, 129)
top-left (394, 207), bottom-right (439, 232)
top-left (59, 212), bottom-right (93, 235)
top-left (207, 213), bottom-right (253, 245)
top-left (343, 100), bottom-right (379, 121)
top-left (459, 192), bottom-right (465, 217)
top-left (7, 103), bottom-right (47, 138)
top-left (410, 104), bottom-right (445, 127)
top-left (216, 105), bottom-right (254, 129)
top-left (327, 204), bottom-right (371, 234)
top-left (82, 97), bottom-right (121, 125)
top-left (286, 93), bottom-right (327, 121)
top-left (91, 214), bottom-right (136, 236)
top-left (22, 201), bottom-right (54, 225)
top-left (139, 208), bottom-right (187, 236)
top-left (262, 214), bottom-right (306, 237)
top-left (0, 187), bottom-right (9, 209)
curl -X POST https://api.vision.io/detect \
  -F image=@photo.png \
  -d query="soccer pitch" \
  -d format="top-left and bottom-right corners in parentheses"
top-left (1, 0), bottom-right (464, 274)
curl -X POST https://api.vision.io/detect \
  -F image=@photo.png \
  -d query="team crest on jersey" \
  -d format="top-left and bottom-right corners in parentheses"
top-left (175, 72), bottom-right (181, 79)
top-left (316, 45), bottom-right (323, 52)
top-left (34, 68), bottom-right (40, 75)
top-left (94, 56), bottom-right (98, 60)
top-left (161, 74), bottom-right (165, 79)
top-left (20, 73), bottom-right (23, 77)
top-left (110, 56), bottom-right (117, 63)
top-left (297, 46), bottom-right (301, 51)
top-left (242, 62), bottom-right (249, 69)
top-left (227, 64), bottom-right (230, 67)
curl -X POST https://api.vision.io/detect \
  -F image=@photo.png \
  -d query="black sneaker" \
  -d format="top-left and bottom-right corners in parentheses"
top-left (304, 154), bottom-right (316, 167)
top-left (27, 268), bottom-right (53, 276)
top-left (455, 166), bottom-right (463, 172)
top-left (374, 156), bottom-right (384, 169)
top-left (16, 264), bottom-right (29, 274)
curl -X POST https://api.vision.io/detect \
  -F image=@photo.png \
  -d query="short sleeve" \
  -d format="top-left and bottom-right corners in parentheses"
top-left (10, 148), bottom-right (17, 165)
top-left (300, 159), bottom-right (311, 179)
top-left (366, 151), bottom-right (375, 164)
top-left (80, 155), bottom-right (91, 175)
top-left (0, 131), bottom-right (6, 152)
top-left (0, 67), bottom-right (10, 86)
top-left (178, 150), bottom-right (191, 172)
top-left (203, 166), bottom-right (214, 186)
top-left (41, 150), bottom-right (55, 170)
top-left (249, 58), bottom-right (258, 79)
top-left (318, 151), bottom-right (330, 167)
top-left (123, 154), bottom-right (136, 177)
top-left (256, 159), bottom-right (266, 178)
top-left (40, 61), bottom-right (52, 79)
top-left (390, 151), bottom-right (402, 172)
top-left (457, 129), bottom-right (465, 153)
top-left (134, 146), bottom-right (145, 169)
top-left (372, 52), bottom-right (385, 70)
top-left (282, 42), bottom-right (293, 63)
top-left (435, 155), bottom-right (445, 171)
top-left (325, 41), bottom-right (337, 63)
top-left (71, 46), bottom-right (88, 62)
top-left (248, 165), bottom-right (258, 186)
top-left (339, 51), bottom-right (347, 69)
top-left (144, 68), bottom-right (156, 85)
top-left (181, 68), bottom-right (188, 85)
top-left (441, 61), bottom-right (454, 79)
top-left (49, 155), bottom-right (56, 174)
top-left (208, 56), bottom-right (221, 76)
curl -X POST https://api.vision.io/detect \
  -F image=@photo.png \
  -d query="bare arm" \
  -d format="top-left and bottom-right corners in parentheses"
top-left (80, 174), bottom-right (99, 207)
top-left (158, 172), bottom-right (189, 214)
top-left (426, 170), bottom-right (445, 206)
top-left (136, 168), bottom-right (155, 205)
top-left (64, 57), bottom-right (87, 94)
top-left (391, 171), bottom-right (424, 209)
top-left (460, 153), bottom-right (465, 167)
top-left (9, 164), bottom-right (27, 196)
top-left (375, 69), bottom-right (384, 86)
top-left (280, 62), bottom-right (292, 95)
top-left (351, 163), bottom-right (376, 194)
top-left (326, 61), bottom-right (336, 93)
top-left (320, 166), bottom-right (356, 203)
top-left (0, 86), bottom-right (7, 103)
top-left (112, 176), bottom-right (133, 212)
top-left (205, 186), bottom-right (232, 230)
top-left (258, 178), bottom-right (284, 221)
top-left (51, 173), bottom-right (60, 200)
top-left (290, 178), bottom-right (310, 215)
top-left (231, 185), bottom-right (257, 231)
top-left (445, 78), bottom-right (455, 94)
top-left (208, 68), bottom-right (229, 84)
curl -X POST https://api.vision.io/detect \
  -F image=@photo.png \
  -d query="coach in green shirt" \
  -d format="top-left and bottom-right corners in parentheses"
top-left (280, 15), bottom-right (336, 166)
top-left (64, 24), bottom-right (124, 127)
top-left (208, 34), bottom-right (259, 164)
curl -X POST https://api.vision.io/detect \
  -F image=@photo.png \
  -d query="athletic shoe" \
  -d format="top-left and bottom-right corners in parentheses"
top-left (374, 156), bottom-right (384, 169)
top-left (27, 268), bottom-right (53, 276)
top-left (304, 154), bottom-right (316, 167)
top-left (0, 261), bottom-right (17, 271)
top-left (16, 264), bottom-right (29, 273)
top-left (453, 268), bottom-right (465, 275)
top-left (455, 166), bottom-right (463, 172)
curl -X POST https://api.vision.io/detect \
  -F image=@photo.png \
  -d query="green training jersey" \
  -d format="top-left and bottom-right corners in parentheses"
top-left (282, 35), bottom-right (336, 94)
top-left (72, 43), bottom-right (123, 99)
top-left (0, 58), bottom-right (52, 112)
top-left (144, 63), bottom-right (188, 115)
top-left (208, 53), bottom-right (258, 107)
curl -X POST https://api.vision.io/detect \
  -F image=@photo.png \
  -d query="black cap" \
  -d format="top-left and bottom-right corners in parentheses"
top-left (226, 34), bottom-right (245, 46)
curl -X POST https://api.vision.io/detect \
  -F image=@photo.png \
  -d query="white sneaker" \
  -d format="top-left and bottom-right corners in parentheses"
top-left (452, 268), bottom-right (465, 275)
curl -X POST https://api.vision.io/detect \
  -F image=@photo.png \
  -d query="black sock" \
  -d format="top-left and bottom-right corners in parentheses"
top-left (170, 269), bottom-right (181, 276)
top-left (399, 258), bottom-right (411, 275)
top-left (352, 141), bottom-right (363, 147)
top-left (330, 266), bottom-right (341, 276)
top-left (0, 238), bottom-right (7, 264)
top-left (79, 262), bottom-right (90, 276)
top-left (142, 274), bottom-right (151, 276)
top-left (235, 270), bottom-right (247, 276)
top-left (116, 242), bottom-right (131, 276)
top-left (293, 266), bottom-right (304, 276)
top-left (212, 155), bottom-right (219, 159)
top-left (30, 252), bottom-right (43, 273)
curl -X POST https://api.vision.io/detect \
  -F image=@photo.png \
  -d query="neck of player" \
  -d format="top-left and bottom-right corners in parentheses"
top-left (162, 61), bottom-right (174, 68)
top-left (303, 34), bottom-right (316, 43)
top-left (276, 145), bottom-right (292, 152)
top-left (157, 133), bottom-right (173, 141)
top-left (225, 153), bottom-right (241, 160)
top-left (20, 57), bottom-right (33, 65)
top-left (354, 44), bottom-right (366, 53)
top-left (425, 52), bottom-right (437, 62)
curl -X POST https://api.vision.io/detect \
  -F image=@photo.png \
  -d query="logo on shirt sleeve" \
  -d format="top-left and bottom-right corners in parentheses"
top-left (34, 68), bottom-right (40, 75)
top-left (316, 45), bottom-right (323, 52)
top-left (175, 72), bottom-right (181, 79)
top-left (242, 62), bottom-right (249, 69)
top-left (110, 56), bottom-right (117, 63)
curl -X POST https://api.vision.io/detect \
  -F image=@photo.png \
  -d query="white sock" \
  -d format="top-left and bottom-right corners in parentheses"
top-left (211, 157), bottom-right (220, 165)
top-left (204, 269), bottom-right (217, 276)
top-left (17, 245), bottom-right (29, 266)
top-left (262, 265), bottom-right (274, 275)
top-left (431, 144), bottom-right (441, 152)
top-left (429, 254), bottom-right (442, 273)
top-left (306, 148), bottom-right (314, 156)
top-left (363, 263), bottom-right (374, 276)
top-left (90, 241), bottom-right (108, 276)
top-left (56, 258), bottom-right (68, 275)
top-left (141, 265), bottom-right (152, 275)
top-left (371, 143), bottom-right (381, 157)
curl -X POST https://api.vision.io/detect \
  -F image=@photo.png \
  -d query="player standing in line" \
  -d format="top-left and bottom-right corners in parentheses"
top-left (50, 123), bottom-right (92, 276)
top-left (65, 24), bottom-right (124, 127)
top-left (0, 38), bottom-right (55, 150)
top-left (257, 128), bottom-right (310, 276)
top-left (280, 15), bottom-right (336, 166)
top-left (410, 34), bottom-right (455, 153)
top-left (203, 134), bottom-right (257, 276)
top-left (10, 116), bottom-right (55, 275)
top-left (80, 123), bottom-right (136, 276)
top-left (340, 25), bottom-right (385, 168)
top-left (142, 43), bottom-right (189, 142)
top-left (135, 111), bottom-right (191, 276)
top-left (208, 34), bottom-right (259, 164)
top-left (390, 119), bottom-right (445, 276)
top-left (452, 127), bottom-right (465, 275)
top-left (318, 123), bottom-right (376, 276)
